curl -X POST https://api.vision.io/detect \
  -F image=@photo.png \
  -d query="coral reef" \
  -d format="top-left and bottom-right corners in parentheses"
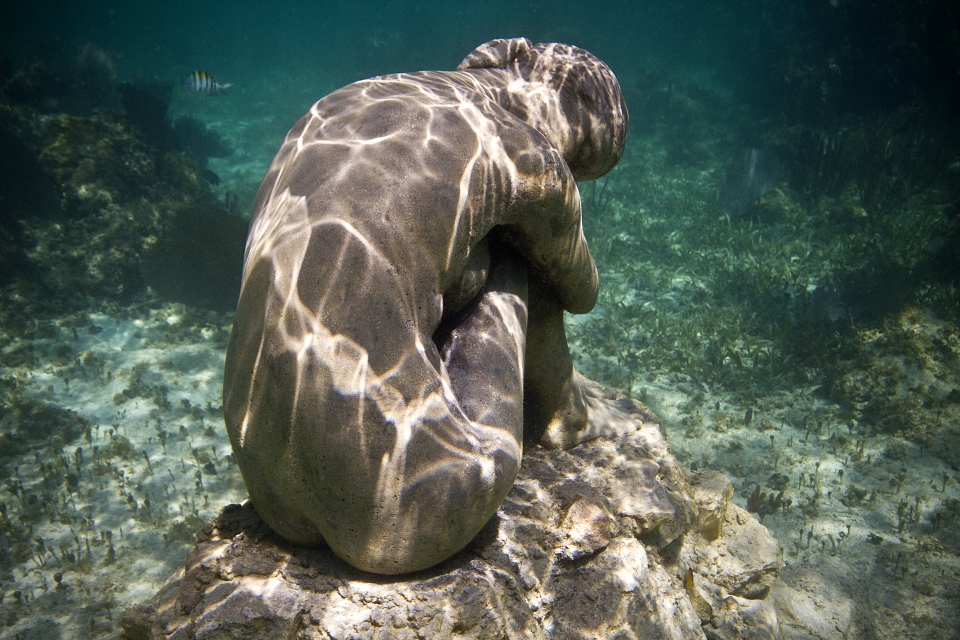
top-left (0, 54), bottom-right (245, 311)
top-left (2, 58), bottom-right (76, 115)
top-left (171, 115), bottom-right (232, 165)
top-left (39, 114), bottom-right (166, 217)
top-left (0, 108), bottom-right (61, 285)
top-left (118, 79), bottom-right (178, 153)
top-left (22, 111), bottom-right (205, 303)
top-left (141, 201), bottom-right (246, 312)
top-left (0, 44), bottom-right (120, 116)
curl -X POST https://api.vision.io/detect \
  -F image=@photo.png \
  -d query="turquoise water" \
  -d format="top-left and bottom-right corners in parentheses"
top-left (1, 1), bottom-right (958, 637)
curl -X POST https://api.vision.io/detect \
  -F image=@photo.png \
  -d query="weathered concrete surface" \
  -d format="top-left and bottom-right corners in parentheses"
top-left (123, 387), bottom-right (784, 640)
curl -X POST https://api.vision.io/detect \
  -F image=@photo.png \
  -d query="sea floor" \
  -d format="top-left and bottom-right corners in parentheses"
top-left (1, 292), bottom-right (958, 638)
top-left (0, 301), bottom-right (245, 637)
top-left (1, 74), bottom-right (959, 638)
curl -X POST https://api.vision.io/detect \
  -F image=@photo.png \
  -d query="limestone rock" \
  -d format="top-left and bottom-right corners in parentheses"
top-left (704, 596), bottom-right (781, 640)
top-left (679, 467), bottom-right (783, 639)
top-left (554, 496), bottom-right (616, 562)
top-left (680, 501), bottom-right (781, 600)
top-left (771, 554), bottom-right (876, 639)
top-left (687, 470), bottom-right (734, 542)
top-left (122, 393), bottom-right (783, 640)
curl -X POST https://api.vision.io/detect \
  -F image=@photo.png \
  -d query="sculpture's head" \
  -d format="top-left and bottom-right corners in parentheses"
top-left (458, 38), bottom-right (629, 181)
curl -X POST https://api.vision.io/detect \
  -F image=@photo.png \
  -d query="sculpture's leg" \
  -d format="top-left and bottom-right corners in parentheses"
top-left (226, 232), bottom-right (534, 575)
top-left (523, 274), bottom-right (590, 449)
top-left (438, 244), bottom-right (528, 444)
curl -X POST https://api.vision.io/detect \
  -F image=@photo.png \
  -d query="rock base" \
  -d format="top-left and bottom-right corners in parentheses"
top-left (122, 388), bottom-right (782, 639)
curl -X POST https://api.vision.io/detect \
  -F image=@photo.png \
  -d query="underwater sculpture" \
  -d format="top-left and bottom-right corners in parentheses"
top-left (223, 37), bottom-right (628, 574)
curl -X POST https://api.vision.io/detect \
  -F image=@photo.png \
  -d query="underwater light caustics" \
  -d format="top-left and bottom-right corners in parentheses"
top-left (223, 38), bottom-right (628, 575)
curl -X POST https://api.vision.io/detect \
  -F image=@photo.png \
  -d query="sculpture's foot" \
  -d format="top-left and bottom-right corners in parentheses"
top-left (539, 371), bottom-right (656, 449)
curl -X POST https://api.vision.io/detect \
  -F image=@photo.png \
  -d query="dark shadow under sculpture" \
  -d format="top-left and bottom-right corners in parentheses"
top-left (223, 37), bottom-right (629, 574)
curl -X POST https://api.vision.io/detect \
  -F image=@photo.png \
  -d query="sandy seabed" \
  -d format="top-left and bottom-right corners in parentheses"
top-left (0, 296), bottom-right (957, 638)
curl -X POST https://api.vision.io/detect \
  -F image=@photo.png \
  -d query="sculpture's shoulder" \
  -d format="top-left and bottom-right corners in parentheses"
top-left (293, 71), bottom-right (500, 142)
top-left (249, 69), bottom-right (575, 236)
top-left (270, 71), bottom-right (551, 174)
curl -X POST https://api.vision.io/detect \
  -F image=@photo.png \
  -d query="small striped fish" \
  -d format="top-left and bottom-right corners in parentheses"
top-left (181, 70), bottom-right (233, 96)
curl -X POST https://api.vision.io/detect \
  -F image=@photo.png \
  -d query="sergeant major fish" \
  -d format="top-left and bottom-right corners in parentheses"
top-left (181, 70), bottom-right (232, 96)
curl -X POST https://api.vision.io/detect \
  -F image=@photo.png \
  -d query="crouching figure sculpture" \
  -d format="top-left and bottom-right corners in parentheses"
top-left (223, 37), bottom-right (628, 574)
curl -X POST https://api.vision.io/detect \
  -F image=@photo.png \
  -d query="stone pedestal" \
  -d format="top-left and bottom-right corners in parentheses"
top-left (122, 387), bottom-right (782, 640)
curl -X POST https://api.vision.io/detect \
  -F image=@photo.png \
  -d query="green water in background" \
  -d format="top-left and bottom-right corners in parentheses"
top-left (1, 0), bottom-right (959, 637)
